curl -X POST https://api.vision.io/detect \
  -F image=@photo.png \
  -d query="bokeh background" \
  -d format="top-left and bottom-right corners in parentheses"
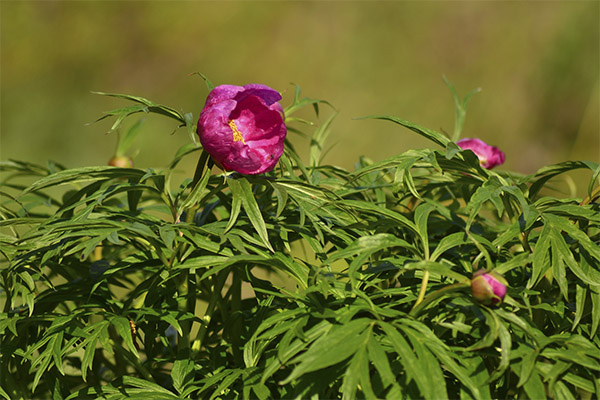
top-left (2, 1), bottom-right (598, 192)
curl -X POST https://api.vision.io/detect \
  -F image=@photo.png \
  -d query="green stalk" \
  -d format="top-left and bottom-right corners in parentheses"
top-left (177, 270), bottom-right (191, 351)
top-left (229, 268), bottom-right (242, 363)
top-left (410, 282), bottom-right (469, 317)
top-left (412, 271), bottom-right (430, 312)
top-left (192, 271), bottom-right (228, 354)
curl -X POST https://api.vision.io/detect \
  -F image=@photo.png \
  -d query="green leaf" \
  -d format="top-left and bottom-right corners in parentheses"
top-left (591, 287), bottom-right (600, 337)
top-left (191, 72), bottom-right (215, 91)
top-left (403, 260), bottom-right (470, 284)
top-left (309, 111), bottom-right (337, 167)
top-left (358, 115), bottom-right (451, 148)
top-left (121, 376), bottom-right (180, 397)
top-left (116, 117), bottom-right (145, 156)
top-left (172, 350), bottom-right (195, 395)
top-left (93, 91), bottom-right (186, 125)
top-left (341, 328), bottom-right (371, 400)
top-left (378, 321), bottom-right (434, 399)
top-left (414, 202), bottom-right (435, 259)
top-left (366, 336), bottom-right (402, 398)
top-left (338, 199), bottom-right (417, 233)
top-left (236, 177), bottom-right (273, 251)
top-left (521, 369), bottom-right (546, 400)
top-left (442, 76), bottom-right (481, 141)
top-left (530, 223), bottom-right (551, 288)
top-left (111, 316), bottom-right (139, 358)
top-left (529, 160), bottom-right (598, 198)
top-left (281, 319), bottom-right (371, 384)
top-left (430, 232), bottom-right (468, 262)
top-left (208, 369), bottom-right (244, 400)
top-left (23, 166), bottom-right (145, 194)
top-left (225, 178), bottom-right (244, 233)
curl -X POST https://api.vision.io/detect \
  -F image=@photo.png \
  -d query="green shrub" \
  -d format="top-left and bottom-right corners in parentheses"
top-left (1, 81), bottom-right (599, 399)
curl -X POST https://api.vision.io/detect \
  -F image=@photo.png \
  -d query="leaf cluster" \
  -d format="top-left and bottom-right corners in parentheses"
top-left (1, 87), bottom-right (599, 399)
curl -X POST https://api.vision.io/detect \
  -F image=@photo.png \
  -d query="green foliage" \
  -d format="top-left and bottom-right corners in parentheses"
top-left (1, 85), bottom-right (599, 399)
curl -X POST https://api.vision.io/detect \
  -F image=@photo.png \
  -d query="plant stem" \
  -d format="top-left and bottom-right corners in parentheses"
top-left (177, 270), bottom-right (191, 351)
top-left (412, 270), bottom-right (430, 312)
top-left (230, 268), bottom-right (242, 364)
top-left (192, 270), bottom-right (228, 354)
top-left (410, 282), bottom-right (469, 317)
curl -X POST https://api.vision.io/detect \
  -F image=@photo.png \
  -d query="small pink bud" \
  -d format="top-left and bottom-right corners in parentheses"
top-left (457, 138), bottom-right (505, 169)
top-left (471, 270), bottom-right (507, 305)
top-left (108, 156), bottom-right (134, 168)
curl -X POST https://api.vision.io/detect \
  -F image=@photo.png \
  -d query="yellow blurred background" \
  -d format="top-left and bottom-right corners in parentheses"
top-left (1, 1), bottom-right (598, 188)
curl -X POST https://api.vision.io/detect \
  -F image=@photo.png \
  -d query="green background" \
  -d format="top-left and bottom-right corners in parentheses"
top-left (1, 1), bottom-right (598, 186)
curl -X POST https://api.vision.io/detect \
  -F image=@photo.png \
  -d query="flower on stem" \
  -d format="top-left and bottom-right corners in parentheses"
top-left (197, 84), bottom-right (287, 175)
top-left (457, 138), bottom-right (505, 169)
top-left (471, 269), bottom-right (507, 305)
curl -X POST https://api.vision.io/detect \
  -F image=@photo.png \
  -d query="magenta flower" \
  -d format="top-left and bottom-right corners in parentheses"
top-left (456, 138), bottom-right (505, 169)
top-left (197, 84), bottom-right (287, 175)
top-left (471, 270), bottom-right (507, 305)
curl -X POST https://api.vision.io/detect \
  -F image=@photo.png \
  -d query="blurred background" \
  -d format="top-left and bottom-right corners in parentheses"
top-left (1, 1), bottom-right (598, 192)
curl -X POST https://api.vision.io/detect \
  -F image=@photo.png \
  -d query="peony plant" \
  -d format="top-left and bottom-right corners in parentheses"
top-left (1, 79), bottom-right (598, 400)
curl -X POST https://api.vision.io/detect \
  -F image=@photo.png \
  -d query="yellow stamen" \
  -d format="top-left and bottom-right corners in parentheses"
top-left (228, 120), bottom-right (246, 144)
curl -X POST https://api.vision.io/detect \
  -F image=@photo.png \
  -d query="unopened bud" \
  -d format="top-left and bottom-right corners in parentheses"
top-left (471, 270), bottom-right (507, 305)
top-left (108, 156), bottom-right (133, 168)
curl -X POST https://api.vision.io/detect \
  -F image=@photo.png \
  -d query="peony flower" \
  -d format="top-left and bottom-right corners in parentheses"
top-left (456, 138), bottom-right (505, 169)
top-left (197, 84), bottom-right (287, 175)
top-left (471, 269), bottom-right (507, 305)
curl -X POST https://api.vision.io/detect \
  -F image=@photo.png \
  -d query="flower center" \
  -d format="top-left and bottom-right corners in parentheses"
top-left (228, 120), bottom-right (246, 144)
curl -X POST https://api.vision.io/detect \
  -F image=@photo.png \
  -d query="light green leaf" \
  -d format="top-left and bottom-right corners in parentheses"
top-left (359, 115), bottom-right (451, 148)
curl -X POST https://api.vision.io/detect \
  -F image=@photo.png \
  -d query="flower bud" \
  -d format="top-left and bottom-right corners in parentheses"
top-left (108, 155), bottom-right (134, 168)
top-left (197, 84), bottom-right (287, 175)
top-left (471, 270), bottom-right (507, 305)
top-left (457, 138), bottom-right (505, 169)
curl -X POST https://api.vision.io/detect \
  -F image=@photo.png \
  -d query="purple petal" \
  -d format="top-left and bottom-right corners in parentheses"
top-left (203, 85), bottom-right (245, 107)
top-left (239, 84), bottom-right (282, 106)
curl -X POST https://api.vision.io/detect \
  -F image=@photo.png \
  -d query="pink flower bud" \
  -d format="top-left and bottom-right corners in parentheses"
top-left (471, 270), bottom-right (507, 305)
top-left (197, 84), bottom-right (287, 175)
top-left (457, 138), bottom-right (505, 169)
top-left (108, 156), bottom-right (134, 168)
